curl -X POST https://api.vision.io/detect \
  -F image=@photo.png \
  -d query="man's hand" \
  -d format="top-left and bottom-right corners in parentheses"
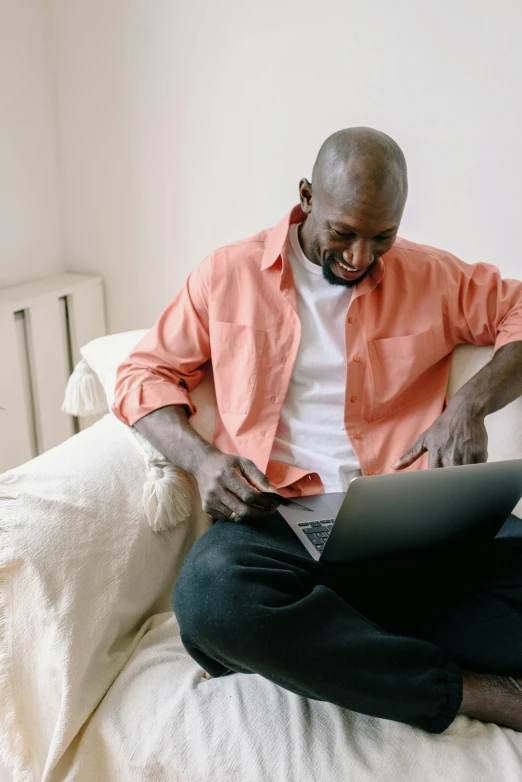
top-left (391, 405), bottom-right (489, 470)
top-left (194, 449), bottom-right (280, 521)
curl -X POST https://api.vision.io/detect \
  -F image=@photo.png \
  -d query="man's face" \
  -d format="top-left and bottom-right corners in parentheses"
top-left (299, 163), bottom-right (406, 288)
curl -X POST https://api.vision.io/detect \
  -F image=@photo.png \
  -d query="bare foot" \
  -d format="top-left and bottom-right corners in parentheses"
top-left (459, 672), bottom-right (522, 731)
top-left (200, 668), bottom-right (212, 680)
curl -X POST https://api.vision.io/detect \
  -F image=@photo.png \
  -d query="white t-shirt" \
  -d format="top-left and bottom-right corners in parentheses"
top-left (269, 223), bottom-right (362, 493)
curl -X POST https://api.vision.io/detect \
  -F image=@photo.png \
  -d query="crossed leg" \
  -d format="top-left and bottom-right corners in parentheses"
top-left (174, 512), bottom-right (522, 732)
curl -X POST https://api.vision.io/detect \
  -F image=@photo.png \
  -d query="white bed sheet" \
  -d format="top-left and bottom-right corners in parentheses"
top-left (76, 612), bottom-right (522, 782)
top-left (1, 415), bottom-right (521, 781)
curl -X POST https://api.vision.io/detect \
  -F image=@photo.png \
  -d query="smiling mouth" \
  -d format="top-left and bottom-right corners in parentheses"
top-left (336, 258), bottom-right (358, 272)
top-left (322, 253), bottom-right (373, 285)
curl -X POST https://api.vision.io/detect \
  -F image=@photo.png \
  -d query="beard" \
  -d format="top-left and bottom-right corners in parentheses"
top-left (322, 254), bottom-right (375, 288)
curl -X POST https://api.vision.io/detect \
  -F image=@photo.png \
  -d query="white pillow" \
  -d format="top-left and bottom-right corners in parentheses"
top-left (82, 329), bottom-right (149, 409)
top-left (71, 329), bottom-right (217, 443)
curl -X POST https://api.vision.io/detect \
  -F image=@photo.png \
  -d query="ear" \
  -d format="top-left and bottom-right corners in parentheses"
top-left (299, 178), bottom-right (313, 214)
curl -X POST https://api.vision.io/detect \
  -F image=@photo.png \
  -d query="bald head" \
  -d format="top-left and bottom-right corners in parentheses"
top-left (312, 127), bottom-right (407, 199)
top-left (298, 127), bottom-right (407, 288)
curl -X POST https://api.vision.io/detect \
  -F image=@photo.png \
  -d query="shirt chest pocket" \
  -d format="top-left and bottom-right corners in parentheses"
top-left (210, 322), bottom-right (267, 414)
top-left (362, 328), bottom-right (437, 422)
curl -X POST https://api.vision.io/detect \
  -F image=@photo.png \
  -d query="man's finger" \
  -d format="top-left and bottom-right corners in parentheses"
top-left (220, 487), bottom-right (273, 520)
top-left (203, 495), bottom-right (238, 520)
top-left (238, 459), bottom-right (275, 493)
top-left (226, 464), bottom-right (277, 509)
top-left (428, 450), bottom-right (444, 469)
top-left (391, 438), bottom-right (426, 470)
top-left (440, 450), bottom-right (462, 468)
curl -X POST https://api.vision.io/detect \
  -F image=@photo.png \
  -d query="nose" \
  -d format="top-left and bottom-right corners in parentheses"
top-left (343, 240), bottom-right (371, 270)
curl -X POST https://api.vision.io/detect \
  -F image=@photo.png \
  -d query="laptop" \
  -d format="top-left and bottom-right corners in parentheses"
top-left (275, 459), bottom-right (522, 563)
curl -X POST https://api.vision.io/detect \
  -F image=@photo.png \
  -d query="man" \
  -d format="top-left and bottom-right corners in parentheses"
top-left (113, 127), bottom-right (522, 734)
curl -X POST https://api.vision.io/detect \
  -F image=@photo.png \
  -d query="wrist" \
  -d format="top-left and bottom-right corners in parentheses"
top-left (447, 391), bottom-right (487, 420)
top-left (191, 442), bottom-right (220, 479)
top-left (160, 435), bottom-right (217, 478)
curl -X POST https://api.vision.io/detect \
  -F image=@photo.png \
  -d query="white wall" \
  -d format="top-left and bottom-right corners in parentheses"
top-left (0, 0), bottom-right (63, 289)
top-left (48, 0), bottom-right (522, 334)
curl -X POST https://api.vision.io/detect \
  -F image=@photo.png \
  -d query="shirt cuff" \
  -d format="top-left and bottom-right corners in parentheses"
top-left (494, 331), bottom-right (522, 353)
top-left (112, 382), bottom-right (197, 426)
top-left (265, 461), bottom-right (325, 496)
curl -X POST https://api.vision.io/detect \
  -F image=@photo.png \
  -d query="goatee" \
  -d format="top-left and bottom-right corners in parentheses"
top-left (322, 255), bottom-right (373, 288)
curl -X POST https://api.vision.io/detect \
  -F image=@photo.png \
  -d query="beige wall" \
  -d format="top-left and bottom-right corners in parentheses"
top-left (48, 0), bottom-right (522, 334)
top-left (0, 0), bottom-right (63, 289)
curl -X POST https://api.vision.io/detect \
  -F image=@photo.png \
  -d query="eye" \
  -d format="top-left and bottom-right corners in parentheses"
top-left (333, 229), bottom-right (353, 239)
top-left (375, 233), bottom-right (395, 243)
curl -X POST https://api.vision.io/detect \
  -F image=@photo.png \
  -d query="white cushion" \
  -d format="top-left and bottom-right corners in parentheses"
top-left (81, 329), bottom-right (147, 409)
top-left (79, 330), bottom-right (216, 443)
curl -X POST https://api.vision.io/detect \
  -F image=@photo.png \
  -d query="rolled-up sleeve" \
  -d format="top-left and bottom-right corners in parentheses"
top-left (443, 255), bottom-right (522, 351)
top-left (112, 253), bottom-right (212, 426)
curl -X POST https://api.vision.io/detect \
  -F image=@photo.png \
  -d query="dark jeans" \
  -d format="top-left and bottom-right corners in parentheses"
top-left (172, 511), bottom-right (522, 734)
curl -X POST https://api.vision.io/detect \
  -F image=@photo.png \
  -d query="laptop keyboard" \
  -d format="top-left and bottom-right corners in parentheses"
top-left (298, 519), bottom-right (335, 551)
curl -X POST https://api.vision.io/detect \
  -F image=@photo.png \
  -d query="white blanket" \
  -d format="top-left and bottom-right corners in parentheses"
top-left (1, 414), bottom-right (522, 781)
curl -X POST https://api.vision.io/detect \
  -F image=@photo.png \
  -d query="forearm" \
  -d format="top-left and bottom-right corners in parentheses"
top-left (133, 404), bottom-right (217, 476)
top-left (449, 340), bottom-right (522, 418)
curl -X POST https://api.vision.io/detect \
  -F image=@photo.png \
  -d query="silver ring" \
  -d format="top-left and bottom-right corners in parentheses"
top-left (229, 510), bottom-right (237, 521)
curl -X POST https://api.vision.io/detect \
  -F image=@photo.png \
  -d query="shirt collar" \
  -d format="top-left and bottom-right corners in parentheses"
top-left (261, 204), bottom-right (306, 270)
top-left (261, 204), bottom-right (386, 295)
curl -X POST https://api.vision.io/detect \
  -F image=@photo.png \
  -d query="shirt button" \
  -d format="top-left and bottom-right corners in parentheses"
top-left (368, 470), bottom-right (375, 476)
top-left (271, 395), bottom-right (277, 402)
top-left (350, 396), bottom-right (357, 403)
top-left (260, 430), bottom-right (266, 436)
top-left (353, 433), bottom-right (360, 440)
top-left (353, 355), bottom-right (360, 362)
top-left (348, 317), bottom-right (353, 324)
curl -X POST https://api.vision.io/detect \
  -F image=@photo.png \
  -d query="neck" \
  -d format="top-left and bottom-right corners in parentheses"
top-left (298, 217), bottom-right (321, 266)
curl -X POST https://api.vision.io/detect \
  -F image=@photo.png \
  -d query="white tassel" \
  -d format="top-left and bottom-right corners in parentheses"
top-left (61, 358), bottom-right (108, 417)
top-left (120, 425), bottom-right (196, 533)
top-left (142, 462), bottom-right (194, 533)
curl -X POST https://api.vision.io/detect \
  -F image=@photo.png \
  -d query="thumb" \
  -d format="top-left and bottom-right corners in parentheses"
top-left (238, 458), bottom-right (276, 492)
top-left (391, 436), bottom-right (427, 471)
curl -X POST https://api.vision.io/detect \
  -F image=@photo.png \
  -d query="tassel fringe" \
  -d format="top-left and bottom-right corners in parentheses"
top-left (61, 358), bottom-right (108, 417)
top-left (120, 425), bottom-right (195, 533)
top-left (142, 463), bottom-right (194, 533)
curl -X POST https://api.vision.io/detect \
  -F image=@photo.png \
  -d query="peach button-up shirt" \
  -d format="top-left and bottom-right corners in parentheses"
top-left (112, 204), bottom-right (522, 497)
